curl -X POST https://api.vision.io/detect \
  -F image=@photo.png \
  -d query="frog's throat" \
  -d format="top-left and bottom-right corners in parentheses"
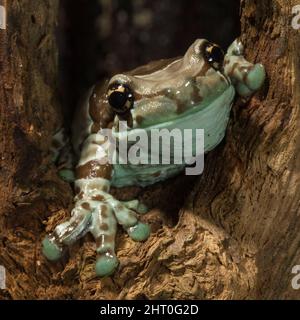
top-left (111, 85), bottom-right (235, 188)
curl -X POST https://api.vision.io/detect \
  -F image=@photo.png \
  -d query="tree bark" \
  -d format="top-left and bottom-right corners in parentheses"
top-left (1, 0), bottom-right (300, 300)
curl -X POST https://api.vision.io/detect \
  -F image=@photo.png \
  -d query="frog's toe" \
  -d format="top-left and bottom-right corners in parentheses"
top-left (42, 236), bottom-right (64, 261)
top-left (58, 169), bottom-right (75, 182)
top-left (136, 202), bottom-right (148, 214)
top-left (246, 63), bottom-right (266, 91)
top-left (95, 253), bottom-right (119, 277)
top-left (122, 200), bottom-right (148, 214)
top-left (127, 222), bottom-right (151, 242)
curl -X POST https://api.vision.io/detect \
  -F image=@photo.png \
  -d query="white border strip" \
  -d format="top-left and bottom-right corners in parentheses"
top-left (0, 5), bottom-right (6, 30)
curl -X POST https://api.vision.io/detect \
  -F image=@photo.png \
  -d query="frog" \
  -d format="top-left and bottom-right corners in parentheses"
top-left (43, 39), bottom-right (266, 277)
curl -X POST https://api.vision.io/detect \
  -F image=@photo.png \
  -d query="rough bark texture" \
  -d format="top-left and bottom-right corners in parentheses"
top-left (1, 0), bottom-right (300, 300)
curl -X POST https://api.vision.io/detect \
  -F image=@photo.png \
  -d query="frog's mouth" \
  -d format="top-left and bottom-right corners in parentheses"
top-left (113, 85), bottom-right (234, 153)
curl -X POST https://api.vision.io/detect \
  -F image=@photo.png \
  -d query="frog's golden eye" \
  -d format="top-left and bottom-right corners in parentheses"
top-left (107, 83), bottom-right (134, 114)
top-left (203, 42), bottom-right (224, 70)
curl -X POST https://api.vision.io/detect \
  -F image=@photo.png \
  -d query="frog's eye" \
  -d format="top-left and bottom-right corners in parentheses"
top-left (203, 42), bottom-right (224, 70)
top-left (107, 83), bottom-right (134, 114)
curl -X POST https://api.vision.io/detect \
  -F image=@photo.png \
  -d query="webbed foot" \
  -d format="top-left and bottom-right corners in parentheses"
top-left (42, 193), bottom-right (150, 277)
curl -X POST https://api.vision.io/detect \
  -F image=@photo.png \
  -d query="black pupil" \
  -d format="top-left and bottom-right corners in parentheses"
top-left (109, 91), bottom-right (128, 110)
top-left (206, 44), bottom-right (224, 66)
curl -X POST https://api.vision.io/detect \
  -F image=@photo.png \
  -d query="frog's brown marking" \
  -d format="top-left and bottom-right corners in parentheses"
top-left (76, 160), bottom-right (112, 180)
top-left (75, 186), bottom-right (81, 194)
top-left (89, 83), bottom-right (106, 123)
top-left (239, 65), bottom-right (254, 83)
top-left (175, 99), bottom-right (188, 114)
top-left (131, 65), bottom-right (212, 105)
top-left (115, 204), bottom-right (124, 211)
top-left (228, 62), bottom-right (239, 79)
top-left (198, 62), bottom-right (211, 77)
top-left (96, 234), bottom-right (115, 247)
top-left (116, 112), bottom-right (133, 128)
top-left (127, 57), bottom-right (180, 76)
top-left (135, 115), bottom-right (145, 125)
top-left (82, 202), bottom-right (91, 211)
top-left (91, 122), bottom-right (101, 134)
top-left (89, 82), bottom-right (115, 135)
top-left (76, 191), bottom-right (84, 200)
top-left (152, 171), bottom-right (161, 177)
top-left (100, 204), bottom-right (108, 218)
top-left (224, 57), bottom-right (230, 67)
top-left (100, 223), bottom-right (109, 231)
top-left (92, 194), bottom-right (105, 201)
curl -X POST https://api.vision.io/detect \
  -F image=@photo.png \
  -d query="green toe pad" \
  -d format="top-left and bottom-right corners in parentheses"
top-left (137, 203), bottom-right (148, 214)
top-left (246, 64), bottom-right (266, 91)
top-left (95, 253), bottom-right (119, 277)
top-left (127, 222), bottom-right (150, 242)
top-left (42, 236), bottom-right (63, 261)
top-left (58, 169), bottom-right (75, 182)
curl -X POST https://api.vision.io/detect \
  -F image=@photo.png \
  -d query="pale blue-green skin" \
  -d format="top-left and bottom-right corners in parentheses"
top-left (112, 85), bottom-right (234, 187)
top-left (44, 39), bottom-right (266, 278)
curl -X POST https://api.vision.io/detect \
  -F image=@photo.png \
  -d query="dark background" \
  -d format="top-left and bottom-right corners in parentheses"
top-left (58, 0), bottom-right (240, 120)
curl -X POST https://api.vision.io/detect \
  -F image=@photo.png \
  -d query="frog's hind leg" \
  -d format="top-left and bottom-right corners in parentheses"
top-left (42, 202), bottom-right (93, 261)
top-left (89, 203), bottom-right (119, 277)
top-left (51, 128), bottom-right (76, 182)
top-left (111, 201), bottom-right (151, 242)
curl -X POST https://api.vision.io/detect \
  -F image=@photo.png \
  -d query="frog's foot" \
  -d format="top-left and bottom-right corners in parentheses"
top-left (43, 197), bottom-right (150, 277)
top-left (42, 200), bottom-right (120, 277)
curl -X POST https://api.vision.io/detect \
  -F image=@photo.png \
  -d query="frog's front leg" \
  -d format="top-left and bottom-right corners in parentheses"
top-left (43, 132), bottom-right (150, 277)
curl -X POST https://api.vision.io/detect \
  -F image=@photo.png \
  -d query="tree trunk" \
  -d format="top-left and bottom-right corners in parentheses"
top-left (1, 0), bottom-right (300, 300)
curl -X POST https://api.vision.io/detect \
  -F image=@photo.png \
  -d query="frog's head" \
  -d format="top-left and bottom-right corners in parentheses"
top-left (106, 38), bottom-right (265, 130)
